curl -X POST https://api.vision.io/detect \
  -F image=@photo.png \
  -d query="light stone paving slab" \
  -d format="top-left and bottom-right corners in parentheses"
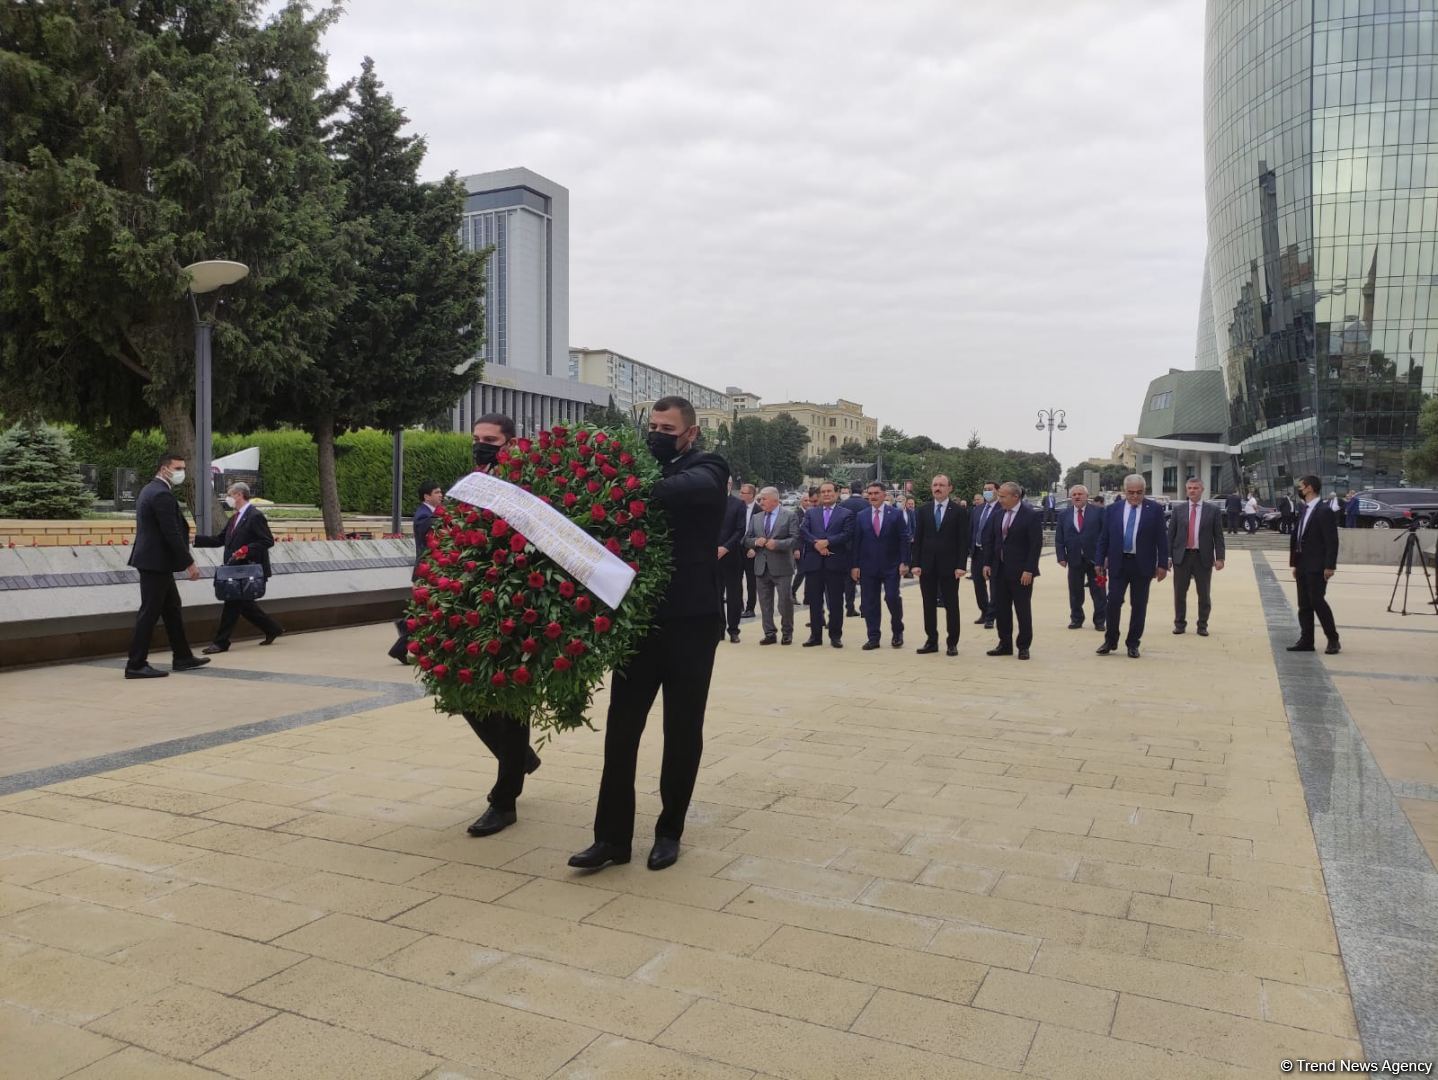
top-left (0, 554), bottom-right (1431, 1074)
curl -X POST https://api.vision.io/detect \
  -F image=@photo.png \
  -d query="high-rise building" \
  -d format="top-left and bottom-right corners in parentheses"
top-left (1198, 0), bottom-right (1436, 497)
top-left (568, 348), bottom-right (727, 414)
top-left (450, 168), bottom-right (604, 435)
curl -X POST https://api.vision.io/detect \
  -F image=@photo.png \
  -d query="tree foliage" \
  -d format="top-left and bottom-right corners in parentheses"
top-left (0, 422), bottom-right (93, 518)
top-left (711, 413), bottom-right (807, 488)
top-left (585, 397), bottom-right (634, 433)
top-left (1063, 459), bottom-right (1130, 491)
top-left (1407, 395), bottom-right (1438, 483)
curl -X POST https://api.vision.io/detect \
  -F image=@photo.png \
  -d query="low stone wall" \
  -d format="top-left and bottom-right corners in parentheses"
top-left (1333, 527), bottom-right (1437, 566)
top-left (0, 517), bottom-right (407, 547)
top-left (0, 538), bottom-right (417, 667)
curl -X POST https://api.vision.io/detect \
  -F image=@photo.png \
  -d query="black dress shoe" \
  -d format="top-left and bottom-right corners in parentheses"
top-left (1172, 626), bottom-right (1186, 635)
top-left (259, 629), bottom-right (284, 646)
top-left (802, 638), bottom-right (823, 647)
top-left (172, 657), bottom-right (211, 672)
top-left (760, 635), bottom-right (777, 646)
top-left (986, 647), bottom-right (1012, 657)
top-left (568, 842), bottom-right (631, 869)
top-left (983, 620), bottom-right (995, 630)
top-left (1096, 643), bottom-right (1116, 655)
top-left (526, 748), bottom-right (541, 774)
top-left (946, 644), bottom-right (958, 657)
top-left (1017, 649), bottom-right (1030, 660)
top-left (1197, 627), bottom-right (1209, 637)
top-left (781, 634), bottom-right (792, 645)
top-left (1127, 645), bottom-right (1140, 658)
top-left (861, 641), bottom-right (880, 651)
top-left (891, 637), bottom-right (903, 649)
top-left (124, 665), bottom-right (168, 680)
top-left (1325, 640), bottom-right (1341, 655)
top-left (466, 807), bottom-right (517, 837)
top-left (728, 631), bottom-right (740, 643)
top-left (741, 610), bottom-right (756, 620)
top-left (1286, 642), bottom-right (1316, 652)
top-left (201, 643), bottom-right (229, 655)
top-left (1094, 623), bottom-right (1106, 633)
top-left (830, 640), bottom-right (843, 649)
top-left (916, 642), bottom-right (939, 654)
top-left (972, 616), bottom-right (987, 625)
top-left (647, 837), bottom-right (680, 871)
top-left (845, 608), bottom-right (860, 618)
top-left (1067, 622), bottom-right (1083, 630)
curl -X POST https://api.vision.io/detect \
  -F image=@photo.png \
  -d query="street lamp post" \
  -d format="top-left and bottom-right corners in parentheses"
top-left (183, 260), bottom-right (249, 534)
top-left (1035, 407), bottom-right (1068, 459)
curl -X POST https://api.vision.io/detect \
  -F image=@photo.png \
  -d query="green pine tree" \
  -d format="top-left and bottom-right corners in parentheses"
top-left (0, 422), bottom-right (93, 519)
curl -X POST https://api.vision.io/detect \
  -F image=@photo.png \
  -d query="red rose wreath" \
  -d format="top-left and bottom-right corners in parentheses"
top-left (404, 424), bottom-right (671, 735)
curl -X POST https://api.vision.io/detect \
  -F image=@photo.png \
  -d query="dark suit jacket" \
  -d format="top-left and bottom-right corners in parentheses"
top-left (652, 449), bottom-right (729, 620)
top-left (1167, 500), bottom-right (1225, 568)
top-left (1291, 500), bottom-right (1340, 573)
top-left (983, 502), bottom-right (1043, 579)
top-left (717, 494), bottom-right (746, 553)
top-left (1224, 494), bottom-right (1242, 514)
top-left (851, 504), bottom-right (911, 576)
top-left (413, 503), bottom-right (436, 562)
top-left (1054, 503), bottom-right (1105, 566)
top-left (194, 505), bottom-right (276, 579)
top-left (838, 495), bottom-right (869, 518)
top-left (128, 478), bottom-right (193, 573)
top-left (911, 499), bottom-right (969, 576)
top-left (969, 501), bottom-right (1000, 555)
top-left (898, 508), bottom-right (916, 539)
top-left (799, 505), bottom-right (855, 575)
top-left (1097, 498), bottom-right (1169, 577)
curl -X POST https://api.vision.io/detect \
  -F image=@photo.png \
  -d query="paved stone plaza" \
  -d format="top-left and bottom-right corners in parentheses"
top-left (1, 550), bottom-right (1434, 1078)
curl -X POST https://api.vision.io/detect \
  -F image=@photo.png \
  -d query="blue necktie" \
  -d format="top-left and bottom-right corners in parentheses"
top-left (935, 503), bottom-right (944, 529)
top-left (1124, 504), bottom-right (1138, 553)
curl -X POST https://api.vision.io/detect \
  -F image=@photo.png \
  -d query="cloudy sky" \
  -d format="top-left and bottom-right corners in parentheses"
top-left (316, 0), bottom-right (1208, 465)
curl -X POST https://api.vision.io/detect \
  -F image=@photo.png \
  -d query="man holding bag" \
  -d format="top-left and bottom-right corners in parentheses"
top-left (195, 481), bottom-right (283, 653)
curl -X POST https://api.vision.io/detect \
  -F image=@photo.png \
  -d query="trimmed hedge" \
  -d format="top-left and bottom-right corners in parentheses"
top-left (65, 427), bottom-right (471, 514)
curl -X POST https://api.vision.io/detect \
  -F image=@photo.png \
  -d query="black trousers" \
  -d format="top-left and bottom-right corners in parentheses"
top-left (742, 559), bottom-right (757, 613)
top-left (1066, 560), bottom-right (1106, 626)
top-left (128, 570), bottom-right (195, 670)
top-left (804, 569), bottom-right (847, 642)
top-left (1226, 510), bottom-right (1240, 533)
top-left (918, 571), bottom-right (961, 646)
top-left (464, 710), bottom-right (531, 812)
top-left (719, 553), bottom-right (744, 634)
top-left (969, 548), bottom-right (992, 620)
top-left (1279, 512), bottom-right (1294, 534)
top-left (213, 596), bottom-right (282, 646)
top-left (593, 616), bottom-right (721, 846)
top-left (1295, 570), bottom-right (1339, 645)
top-left (1172, 556), bottom-right (1213, 630)
top-left (990, 570), bottom-right (1033, 651)
top-left (859, 570), bottom-right (904, 643)
top-left (1104, 555), bottom-right (1153, 648)
top-left (844, 575), bottom-right (858, 613)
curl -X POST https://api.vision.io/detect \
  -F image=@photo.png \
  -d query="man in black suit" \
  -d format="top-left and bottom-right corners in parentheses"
top-left (1054, 484), bottom-right (1107, 632)
top-left (124, 452), bottom-right (209, 679)
top-left (1224, 491), bottom-right (1242, 534)
top-left (968, 481), bottom-right (1000, 628)
top-left (571, 396), bottom-right (728, 873)
top-left (194, 481), bottom-right (283, 653)
top-left (799, 481), bottom-right (857, 648)
top-left (911, 474), bottom-right (970, 657)
top-left (1289, 474), bottom-right (1341, 655)
top-left (1042, 491), bottom-right (1057, 529)
top-left (1168, 478), bottom-right (1225, 637)
top-left (388, 480), bottom-right (445, 663)
top-left (837, 484), bottom-right (868, 617)
top-left (982, 482), bottom-right (1042, 659)
top-left (717, 481), bottom-right (747, 643)
top-left (735, 483), bottom-right (759, 618)
top-left (1276, 492), bottom-right (1295, 534)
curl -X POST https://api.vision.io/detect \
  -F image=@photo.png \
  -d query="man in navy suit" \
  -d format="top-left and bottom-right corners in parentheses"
top-left (911, 474), bottom-right (970, 656)
top-left (1054, 483), bottom-right (1106, 632)
top-left (799, 481), bottom-right (855, 648)
top-left (968, 481), bottom-right (1000, 628)
top-left (837, 484), bottom-right (868, 617)
top-left (850, 481), bottom-right (910, 650)
top-left (982, 482), bottom-right (1043, 659)
top-left (717, 481), bottom-right (747, 643)
top-left (1290, 474), bottom-right (1341, 654)
top-left (1096, 473), bottom-right (1170, 659)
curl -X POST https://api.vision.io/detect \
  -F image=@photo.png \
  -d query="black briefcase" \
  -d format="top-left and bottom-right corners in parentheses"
top-left (214, 563), bottom-right (266, 602)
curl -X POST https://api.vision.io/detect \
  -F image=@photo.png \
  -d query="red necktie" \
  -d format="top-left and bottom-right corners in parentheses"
top-left (1002, 510), bottom-right (1013, 540)
top-left (1187, 503), bottom-right (1199, 548)
top-left (872, 509), bottom-right (881, 536)
top-left (1076, 508), bottom-right (1084, 532)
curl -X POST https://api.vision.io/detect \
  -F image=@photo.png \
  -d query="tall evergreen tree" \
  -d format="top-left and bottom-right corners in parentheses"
top-left (0, 421), bottom-right (92, 518)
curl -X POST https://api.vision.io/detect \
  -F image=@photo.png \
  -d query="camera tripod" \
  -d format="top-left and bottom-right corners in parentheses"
top-left (1386, 526), bottom-right (1438, 616)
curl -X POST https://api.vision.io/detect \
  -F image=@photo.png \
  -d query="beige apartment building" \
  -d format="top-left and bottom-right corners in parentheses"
top-left (698, 395), bottom-right (878, 461)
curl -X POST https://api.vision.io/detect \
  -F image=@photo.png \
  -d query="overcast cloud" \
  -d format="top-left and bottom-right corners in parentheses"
top-left (315, 0), bottom-right (1208, 466)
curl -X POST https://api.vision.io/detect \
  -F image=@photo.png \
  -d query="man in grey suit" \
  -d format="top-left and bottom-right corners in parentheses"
top-left (744, 486), bottom-right (799, 645)
top-left (1168, 478), bottom-right (1225, 637)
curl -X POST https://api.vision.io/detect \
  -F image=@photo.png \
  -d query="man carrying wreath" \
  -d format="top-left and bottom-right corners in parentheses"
top-left (569, 396), bottom-right (728, 872)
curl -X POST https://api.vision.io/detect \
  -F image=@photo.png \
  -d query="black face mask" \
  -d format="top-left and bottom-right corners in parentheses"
top-left (646, 431), bottom-right (682, 464)
top-left (472, 441), bottom-right (501, 468)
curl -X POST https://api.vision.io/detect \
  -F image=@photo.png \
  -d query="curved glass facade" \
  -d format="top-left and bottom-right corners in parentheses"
top-left (1203, 0), bottom-right (1436, 497)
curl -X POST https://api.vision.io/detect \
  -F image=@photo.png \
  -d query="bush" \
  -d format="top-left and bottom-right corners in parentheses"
top-left (0, 422), bottom-right (94, 518)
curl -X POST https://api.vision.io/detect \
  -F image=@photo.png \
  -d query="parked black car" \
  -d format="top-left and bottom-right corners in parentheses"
top-left (1359, 488), bottom-right (1438, 529)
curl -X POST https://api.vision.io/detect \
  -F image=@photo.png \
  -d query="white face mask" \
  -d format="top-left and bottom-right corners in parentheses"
top-left (169, 469), bottom-right (186, 487)
top-left (982, 490), bottom-right (996, 502)
top-left (224, 495), bottom-right (236, 509)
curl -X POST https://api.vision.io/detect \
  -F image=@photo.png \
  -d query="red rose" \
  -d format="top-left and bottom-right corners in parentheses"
top-left (566, 639), bottom-right (588, 657)
top-left (594, 615), bottom-right (612, 633)
top-left (485, 568), bottom-right (501, 583)
top-left (619, 452), bottom-right (634, 465)
top-left (601, 464), bottom-right (619, 479)
top-left (575, 430), bottom-right (590, 444)
top-left (558, 580), bottom-right (576, 598)
top-left (465, 511), bottom-right (478, 524)
top-left (448, 614), bottom-right (462, 629)
top-left (511, 592), bottom-right (527, 607)
top-left (522, 608), bottom-right (539, 624)
top-left (539, 432), bottom-right (552, 448)
top-left (417, 562), bottom-right (433, 578)
top-left (513, 666), bottom-right (532, 686)
top-left (544, 621), bottom-right (563, 640)
top-left (574, 596), bottom-right (592, 613)
top-left (629, 500), bottom-right (646, 516)
top-left (492, 549), bottom-right (508, 565)
top-left (424, 635), bottom-right (437, 646)
top-left (432, 664), bottom-right (448, 679)
top-left (500, 618), bottom-right (517, 635)
top-left (517, 437), bottom-right (533, 452)
top-left (466, 642), bottom-right (481, 656)
top-left (510, 534), bottom-right (527, 552)
top-left (490, 671), bottom-right (507, 687)
top-left (625, 475), bottom-right (642, 491)
top-left (449, 580), bottom-right (463, 594)
top-left (591, 505), bottom-right (607, 522)
top-left (562, 492), bottom-right (578, 507)
top-left (572, 464), bottom-right (588, 479)
top-left (442, 638), bottom-right (457, 652)
top-left (553, 656), bottom-right (573, 671)
top-left (527, 572), bottom-right (545, 588)
top-left (605, 537), bottom-right (622, 555)
top-left (554, 425), bottom-right (568, 436)
top-left (528, 452), bottom-right (542, 465)
top-left (630, 529), bottom-right (648, 549)
top-left (459, 669), bottom-right (474, 684)
top-left (405, 617), bottom-right (418, 631)
top-left (491, 519), bottom-right (510, 538)
top-left (627, 560), bottom-right (640, 571)
top-left (480, 589), bottom-right (496, 604)
top-left (412, 586), bottom-right (430, 603)
top-left (521, 636), bottom-right (539, 653)
top-left (609, 486), bottom-right (624, 501)
top-left (482, 509), bottom-right (495, 522)
top-left (464, 560), bottom-right (478, 571)
top-left (614, 511), bottom-right (631, 526)
top-left (586, 480), bottom-right (601, 494)
top-left (465, 611), bottom-right (480, 627)
top-left (406, 641), bottom-right (421, 655)
top-left (594, 432), bottom-right (608, 445)
top-left (549, 452), bottom-right (562, 465)
top-left (418, 656), bottom-right (434, 670)
top-left (485, 640), bottom-right (502, 656)
top-left (508, 468), bottom-right (522, 481)
top-left (514, 554), bottom-right (528, 568)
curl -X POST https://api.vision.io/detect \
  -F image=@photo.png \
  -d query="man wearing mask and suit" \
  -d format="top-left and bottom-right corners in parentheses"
top-left (1055, 484), bottom-right (1107, 632)
top-left (837, 484), bottom-right (868, 617)
top-left (791, 491), bottom-right (813, 601)
top-left (125, 452), bottom-right (209, 679)
top-left (736, 483), bottom-right (760, 618)
top-left (1276, 492), bottom-right (1295, 534)
top-left (850, 481), bottom-right (910, 650)
top-left (571, 397), bottom-right (728, 873)
top-left (900, 498), bottom-right (917, 539)
top-left (1096, 474), bottom-right (1170, 659)
top-left (799, 481), bottom-right (857, 648)
top-left (388, 481), bottom-right (446, 663)
top-left (982, 482), bottom-right (1042, 659)
top-left (911, 474), bottom-right (969, 656)
top-left (1290, 474), bottom-right (1341, 654)
top-left (195, 481), bottom-right (283, 653)
top-left (1168, 478), bottom-right (1225, 637)
top-left (717, 482), bottom-right (747, 644)
top-left (744, 486), bottom-right (799, 645)
top-left (969, 481), bottom-right (1000, 628)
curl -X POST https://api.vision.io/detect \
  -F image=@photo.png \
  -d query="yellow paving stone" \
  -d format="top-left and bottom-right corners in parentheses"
top-left (753, 925), bottom-right (987, 1005)
top-left (88, 984), bottom-right (275, 1061)
top-left (239, 957), bottom-right (595, 1077)
top-left (273, 811), bottom-right (406, 843)
top-left (591, 892), bottom-right (779, 954)
top-left (146, 851), bottom-right (311, 897)
top-left (1145, 923), bottom-right (1314, 983)
top-left (269, 870), bottom-right (434, 920)
top-left (1023, 1022), bottom-right (1258, 1080)
top-left (403, 861), bottom-right (531, 904)
top-left (1206, 854), bottom-right (1323, 893)
top-left (108, 922), bottom-right (301, 994)
top-left (914, 860), bottom-right (1002, 895)
top-left (0, 1003), bottom-right (124, 1080)
top-left (1210, 904), bottom-right (1339, 953)
top-left (953, 818), bottom-right (1033, 846)
top-left (723, 807), bottom-right (910, 851)
top-left (492, 876), bottom-right (617, 920)
top-left (195, 1011), bottom-right (441, 1080)
top-left (368, 825), bottom-right (538, 869)
top-left (0, 939), bottom-right (172, 1024)
top-left (1302, 950), bottom-right (1351, 993)
top-left (970, 967), bottom-right (1118, 1034)
top-left (1021, 829), bottom-right (1210, 874)
top-left (849, 988), bottom-right (1038, 1071)
top-left (1073, 860), bottom-right (1171, 895)
top-left (83, 784), bottom-right (234, 817)
top-left (827, 847), bottom-right (927, 881)
top-left (259, 835), bottom-right (442, 884)
top-left (0, 850), bottom-right (91, 885)
top-left (136, 883), bottom-right (323, 942)
top-left (1260, 979), bottom-right (1360, 1038)
top-left (0, 880), bottom-right (50, 917)
top-left (717, 854), bottom-right (871, 901)
top-left (271, 912), bottom-right (423, 966)
top-left (903, 835), bottom-right (1079, 879)
top-left (64, 833), bottom-right (210, 874)
top-left (656, 998), bottom-right (1003, 1080)
top-left (0, 898), bottom-right (172, 956)
top-left (1127, 892), bottom-right (1212, 930)
top-left (170, 822), bottom-right (299, 856)
top-left (1031, 941), bottom-right (1264, 1017)
top-left (725, 884), bottom-right (938, 949)
top-left (722, 829), bottom-right (851, 867)
top-left (65, 1045), bottom-right (231, 1079)
top-left (393, 894), bottom-right (662, 977)
top-left (554, 1035), bottom-right (755, 1080)
top-left (990, 871), bottom-right (1132, 916)
top-left (1167, 871), bottom-right (1269, 909)
top-left (373, 934), bottom-right (509, 991)
top-left (926, 923), bottom-right (1041, 971)
top-left (297, 792), bottom-right (472, 830)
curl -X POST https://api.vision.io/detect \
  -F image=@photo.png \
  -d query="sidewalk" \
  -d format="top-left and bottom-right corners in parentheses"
top-left (1, 551), bottom-right (1431, 1078)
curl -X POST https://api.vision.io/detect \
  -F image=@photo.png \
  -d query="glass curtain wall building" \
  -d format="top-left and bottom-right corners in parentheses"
top-left (1203, 0), bottom-right (1436, 497)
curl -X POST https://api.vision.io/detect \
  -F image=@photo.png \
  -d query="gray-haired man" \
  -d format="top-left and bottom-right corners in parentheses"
top-left (194, 481), bottom-right (283, 653)
top-left (744, 486), bottom-right (800, 645)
